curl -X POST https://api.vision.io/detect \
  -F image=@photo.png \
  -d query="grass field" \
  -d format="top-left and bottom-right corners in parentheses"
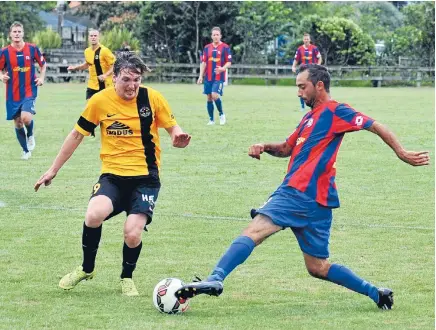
top-left (0, 83), bottom-right (434, 329)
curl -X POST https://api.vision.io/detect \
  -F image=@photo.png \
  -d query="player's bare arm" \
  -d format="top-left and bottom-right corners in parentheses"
top-left (68, 62), bottom-right (90, 72)
top-left (367, 121), bottom-right (430, 166)
top-left (198, 62), bottom-right (206, 84)
top-left (249, 142), bottom-right (292, 160)
top-left (214, 62), bottom-right (231, 74)
top-left (35, 62), bottom-right (47, 86)
top-left (98, 64), bottom-right (114, 82)
top-left (165, 125), bottom-right (191, 148)
top-left (34, 129), bottom-right (85, 191)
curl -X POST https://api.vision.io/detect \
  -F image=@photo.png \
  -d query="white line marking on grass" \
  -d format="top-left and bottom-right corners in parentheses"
top-left (17, 205), bottom-right (434, 231)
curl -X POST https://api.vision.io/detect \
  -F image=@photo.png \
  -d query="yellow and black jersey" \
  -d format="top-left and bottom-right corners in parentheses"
top-left (84, 44), bottom-right (115, 90)
top-left (74, 86), bottom-right (178, 177)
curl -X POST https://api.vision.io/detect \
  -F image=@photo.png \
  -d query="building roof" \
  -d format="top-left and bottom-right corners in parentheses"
top-left (39, 10), bottom-right (88, 30)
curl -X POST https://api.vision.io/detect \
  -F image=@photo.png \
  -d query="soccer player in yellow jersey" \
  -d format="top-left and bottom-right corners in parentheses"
top-left (68, 29), bottom-right (115, 100)
top-left (35, 53), bottom-right (191, 296)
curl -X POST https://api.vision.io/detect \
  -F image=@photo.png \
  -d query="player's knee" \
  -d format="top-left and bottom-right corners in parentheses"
top-left (124, 230), bottom-right (142, 248)
top-left (306, 263), bottom-right (329, 279)
top-left (212, 93), bottom-right (219, 101)
top-left (207, 95), bottom-right (213, 102)
top-left (85, 209), bottom-right (106, 227)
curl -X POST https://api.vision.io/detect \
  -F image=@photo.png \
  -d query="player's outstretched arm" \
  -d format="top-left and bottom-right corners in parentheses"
top-left (249, 142), bottom-right (292, 160)
top-left (165, 125), bottom-right (191, 148)
top-left (67, 62), bottom-right (89, 72)
top-left (34, 129), bottom-right (85, 191)
top-left (367, 121), bottom-right (430, 166)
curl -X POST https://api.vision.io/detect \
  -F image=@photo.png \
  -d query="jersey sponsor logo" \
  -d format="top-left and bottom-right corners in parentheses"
top-left (208, 57), bottom-right (220, 62)
top-left (107, 113), bottom-right (116, 117)
top-left (296, 137), bottom-right (306, 146)
top-left (13, 66), bottom-right (30, 72)
top-left (106, 121), bottom-right (133, 136)
top-left (139, 106), bottom-right (152, 118)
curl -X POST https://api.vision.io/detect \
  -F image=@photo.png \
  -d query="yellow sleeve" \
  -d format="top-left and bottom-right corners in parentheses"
top-left (150, 89), bottom-right (178, 128)
top-left (103, 48), bottom-right (116, 66)
top-left (74, 97), bottom-right (100, 136)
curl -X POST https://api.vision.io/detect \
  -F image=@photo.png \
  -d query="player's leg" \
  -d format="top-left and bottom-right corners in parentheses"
top-left (59, 175), bottom-right (118, 290)
top-left (204, 81), bottom-right (215, 124)
top-left (296, 208), bottom-right (393, 309)
top-left (212, 82), bottom-right (226, 125)
top-left (13, 113), bottom-right (31, 159)
top-left (120, 183), bottom-right (160, 296)
top-left (20, 99), bottom-right (36, 151)
top-left (299, 97), bottom-right (305, 111)
top-left (175, 214), bottom-right (282, 299)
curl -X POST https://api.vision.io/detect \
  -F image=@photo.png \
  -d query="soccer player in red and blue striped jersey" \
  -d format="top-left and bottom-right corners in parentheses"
top-left (198, 27), bottom-right (232, 125)
top-left (0, 22), bottom-right (46, 160)
top-left (176, 64), bottom-right (430, 310)
top-left (292, 33), bottom-right (322, 112)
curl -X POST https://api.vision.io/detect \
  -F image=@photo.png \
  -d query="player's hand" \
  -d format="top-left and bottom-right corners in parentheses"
top-left (214, 66), bottom-right (225, 74)
top-left (67, 65), bottom-right (76, 71)
top-left (172, 133), bottom-right (191, 148)
top-left (248, 144), bottom-right (265, 160)
top-left (197, 77), bottom-right (203, 84)
top-left (292, 66), bottom-right (297, 73)
top-left (34, 170), bottom-right (57, 192)
top-left (397, 150), bottom-right (430, 166)
top-left (97, 74), bottom-right (106, 82)
top-left (0, 72), bottom-right (10, 83)
top-left (34, 77), bottom-right (44, 86)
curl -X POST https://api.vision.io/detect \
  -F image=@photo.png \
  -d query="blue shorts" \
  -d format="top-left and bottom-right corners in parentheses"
top-left (252, 185), bottom-right (333, 258)
top-left (203, 81), bottom-right (224, 96)
top-left (6, 98), bottom-right (36, 120)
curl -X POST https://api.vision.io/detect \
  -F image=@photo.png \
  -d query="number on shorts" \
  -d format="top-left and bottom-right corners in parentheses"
top-left (355, 115), bottom-right (363, 126)
top-left (93, 183), bottom-right (101, 194)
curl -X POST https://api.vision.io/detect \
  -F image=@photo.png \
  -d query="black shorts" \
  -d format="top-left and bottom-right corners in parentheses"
top-left (90, 173), bottom-right (161, 226)
top-left (86, 88), bottom-right (101, 100)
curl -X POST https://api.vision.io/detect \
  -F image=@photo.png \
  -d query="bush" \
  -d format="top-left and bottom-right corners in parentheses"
top-left (100, 27), bottom-right (140, 52)
top-left (32, 28), bottom-right (61, 51)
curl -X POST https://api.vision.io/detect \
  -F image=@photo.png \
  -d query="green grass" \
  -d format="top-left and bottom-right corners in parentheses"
top-left (0, 83), bottom-right (434, 329)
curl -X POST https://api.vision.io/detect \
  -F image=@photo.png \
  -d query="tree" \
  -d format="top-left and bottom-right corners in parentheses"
top-left (32, 28), bottom-right (62, 51)
top-left (100, 27), bottom-right (140, 52)
top-left (290, 15), bottom-right (375, 66)
top-left (0, 2), bottom-right (56, 40)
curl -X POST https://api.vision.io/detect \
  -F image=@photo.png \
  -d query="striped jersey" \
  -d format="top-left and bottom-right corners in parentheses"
top-left (74, 86), bottom-right (177, 177)
top-left (201, 42), bottom-right (232, 82)
top-left (0, 43), bottom-right (46, 102)
top-left (84, 45), bottom-right (115, 90)
top-left (294, 44), bottom-right (320, 65)
top-left (282, 100), bottom-right (374, 208)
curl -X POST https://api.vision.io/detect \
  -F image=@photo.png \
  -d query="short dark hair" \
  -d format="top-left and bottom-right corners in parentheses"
top-left (114, 52), bottom-right (151, 76)
top-left (10, 21), bottom-right (24, 32)
top-left (298, 64), bottom-right (330, 93)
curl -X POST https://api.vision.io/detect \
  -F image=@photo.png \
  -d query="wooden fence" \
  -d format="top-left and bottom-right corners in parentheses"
top-left (44, 63), bottom-right (435, 87)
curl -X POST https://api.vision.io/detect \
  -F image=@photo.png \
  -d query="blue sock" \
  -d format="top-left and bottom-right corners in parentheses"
top-left (300, 97), bottom-right (305, 109)
top-left (25, 120), bottom-right (34, 137)
top-left (207, 236), bottom-right (256, 282)
top-left (327, 264), bottom-right (380, 303)
top-left (15, 127), bottom-right (29, 152)
top-left (214, 98), bottom-right (223, 115)
top-left (207, 101), bottom-right (214, 121)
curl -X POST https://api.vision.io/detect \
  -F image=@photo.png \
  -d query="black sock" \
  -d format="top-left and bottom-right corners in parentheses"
top-left (81, 222), bottom-right (102, 273)
top-left (121, 241), bottom-right (143, 279)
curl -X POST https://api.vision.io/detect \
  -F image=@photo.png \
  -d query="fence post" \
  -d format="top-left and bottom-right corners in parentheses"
top-left (416, 71), bottom-right (422, 87)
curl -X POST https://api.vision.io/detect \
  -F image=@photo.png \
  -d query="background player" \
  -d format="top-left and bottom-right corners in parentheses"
top-left (0, 21), bottom-right (46, 160)
top-left (68, 29), bottom-right (115, 100)
top-left (35, 53), bottom-right (191, 296)
top-left (291, 33), bottom-right (322, 111)
top-left (175, 64), bottom-right (429, 310)
top-left (198, 27), bottom-right (232, 125)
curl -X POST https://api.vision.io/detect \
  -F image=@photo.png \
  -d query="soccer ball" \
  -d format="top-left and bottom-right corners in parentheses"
top-left (152, 278), bottom-right (190, 314)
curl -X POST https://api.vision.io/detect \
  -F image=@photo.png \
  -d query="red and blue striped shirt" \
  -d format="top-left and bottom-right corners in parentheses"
top-left (294, 44), bottom-right (320, 65)
top-left (201, 42), bottom-right (232, 82)
top-left (0, 43), bottom-right (46, 102)
top-left (283, 100), bottom-right (374, 208)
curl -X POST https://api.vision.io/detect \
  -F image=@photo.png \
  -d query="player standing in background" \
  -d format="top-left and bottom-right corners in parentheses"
top-left (35, 53), bottom-right (191, 296)
top-left (176, 64), bottom-right (430, 310)
top-left (68, 29), bottom-right (115, 100)
top-left (198, 27), bottom-right (232, 126)
top-left (0, 21), bottom-right (46, 160)
top-left (291, 33), bottom-right (322, 112)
